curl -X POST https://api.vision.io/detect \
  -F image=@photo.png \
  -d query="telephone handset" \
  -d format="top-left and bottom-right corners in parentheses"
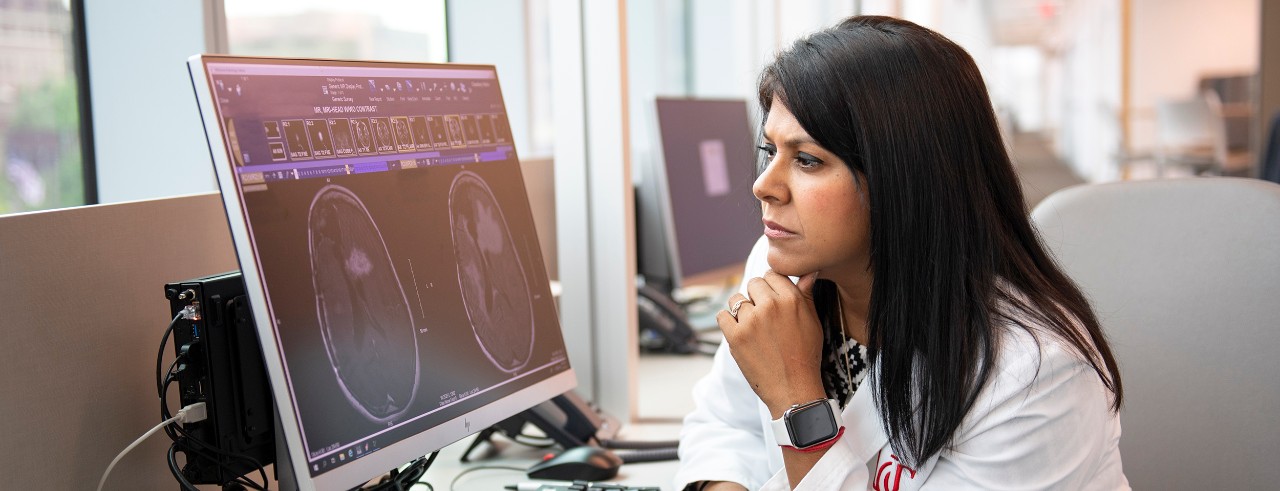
top-left (636, 283), bottom-right (701, 354)
top-left (462, 390), bottom-right (679, 464)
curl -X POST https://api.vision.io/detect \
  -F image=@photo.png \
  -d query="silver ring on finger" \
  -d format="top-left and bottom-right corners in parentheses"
top-left (728, 297), bottom-right (751, 320)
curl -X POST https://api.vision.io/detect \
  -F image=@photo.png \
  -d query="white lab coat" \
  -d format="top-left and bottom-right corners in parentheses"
top-left (674, 238), bottom-right (1129, 490)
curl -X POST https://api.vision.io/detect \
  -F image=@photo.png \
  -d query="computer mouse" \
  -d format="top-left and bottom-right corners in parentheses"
top-left (526, 445), bottom-right (623, 481)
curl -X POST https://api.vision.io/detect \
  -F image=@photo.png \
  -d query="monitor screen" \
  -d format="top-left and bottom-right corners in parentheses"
top-left (638, 98), bottom-right (762, 290)
top-left (188, 55), bottom-right (575, 490)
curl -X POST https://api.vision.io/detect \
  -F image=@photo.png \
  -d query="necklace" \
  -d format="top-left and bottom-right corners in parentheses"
top-left (836, 298), bottom-right (854, 403)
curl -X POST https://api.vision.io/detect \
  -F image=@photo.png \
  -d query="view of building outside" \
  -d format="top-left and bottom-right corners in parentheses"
top-left (224, 0), bottom-right (447, 63)
top-left (0, 0), bottom-right (85, 215)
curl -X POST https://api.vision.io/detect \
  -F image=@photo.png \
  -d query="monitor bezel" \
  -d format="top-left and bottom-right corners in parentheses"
top-left (644, 96), bottom-right (760, 291)
top-left (187, 54), bottom-right (576, 490)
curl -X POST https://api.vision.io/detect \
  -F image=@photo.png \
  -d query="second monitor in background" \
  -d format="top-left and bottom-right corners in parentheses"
top-left (635, 98), bottom-right (762, 351)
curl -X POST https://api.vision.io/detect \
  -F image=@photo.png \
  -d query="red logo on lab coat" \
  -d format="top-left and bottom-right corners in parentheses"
top-left (873, 454), bottom-right (916, 491)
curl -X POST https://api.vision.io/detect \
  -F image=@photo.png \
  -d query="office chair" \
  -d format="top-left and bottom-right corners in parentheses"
top-left (1031, 178), bottom-right (1280, 490)
top-left (1153, 96), bottom-right (1217, 176)
top-left (1202, 90), bottom-right (1254, 176)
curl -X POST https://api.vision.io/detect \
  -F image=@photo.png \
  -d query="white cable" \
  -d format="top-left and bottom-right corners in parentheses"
top-left (97, 402), bottom-right (207, 491)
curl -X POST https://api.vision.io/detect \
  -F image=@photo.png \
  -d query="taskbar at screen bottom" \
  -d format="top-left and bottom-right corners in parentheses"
top-left (295, 369), bottom-right (577, 490)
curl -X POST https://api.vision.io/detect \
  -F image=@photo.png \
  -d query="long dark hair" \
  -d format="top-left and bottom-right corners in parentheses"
top-left (758, 16), bottom-right (1122, 466)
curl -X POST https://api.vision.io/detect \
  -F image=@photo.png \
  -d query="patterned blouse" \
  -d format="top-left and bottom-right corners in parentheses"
top-left (822, 334), bottom-right (869, 408)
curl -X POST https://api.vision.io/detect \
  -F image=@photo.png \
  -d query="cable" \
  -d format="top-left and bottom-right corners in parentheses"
top-left (614, 447), bottom-right (679, 464)
top-left (100, 414), bottom-right (180, 491)
top-left (159, 378), bottom-right (270, 488)
top-left (353, 450), bottom-right (440, 491)
top-left (168, 442), bottom-right (201, 491)
top-left (595, 438), bottom-right (679, 450)
top-left (168, 422), bottom-right (270, 489)
top-left (156, 311), bottom-right (184, 399)
top-left (155, 309), bottom-right (270, 490)
top-left (99, 402), bottom-right (206, 491)
top-left (448, 465), bottom-right (526, 491)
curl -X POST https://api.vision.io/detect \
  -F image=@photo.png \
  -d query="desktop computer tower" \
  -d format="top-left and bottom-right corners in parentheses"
top-left (164, 271), bottom-right (275, 485)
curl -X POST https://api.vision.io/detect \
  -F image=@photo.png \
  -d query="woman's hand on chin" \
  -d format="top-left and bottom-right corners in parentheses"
top-left (717, 270), bottom-right (827, 417)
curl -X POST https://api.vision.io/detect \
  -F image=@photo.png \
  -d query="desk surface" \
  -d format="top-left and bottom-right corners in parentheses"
top-left (274, 353), bottom-right (707, 491)
top-left (417, 351), bottom-right (715, 491)
top-left (423, 422), bottom-right (684, 491)
top-left (260, 350), bottom-right (712, 490)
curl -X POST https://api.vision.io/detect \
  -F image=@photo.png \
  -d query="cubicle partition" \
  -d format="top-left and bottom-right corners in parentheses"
top-left (0, 192), bottom-right (239, 489)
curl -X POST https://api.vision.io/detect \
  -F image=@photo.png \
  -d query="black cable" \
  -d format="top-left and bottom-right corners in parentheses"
top-left (161, 367), bottom-right (270, 489)
top-left (163, 354), bottom-right (186, 391)
top-left (171, 433), bottom-right (268, 490)
top-left (398, 452), bottom-right (435, 489)
top-left (171, 423), bottom-right (270, 489)
top-left (158, 313), bottom-right (189, 442)
top-left (159, 375), bottom-right (180, 441)
top-left (170, 440), bottom-right (269, 491)
top-left (157, 308), bottom-right (271, 490)
top-left (356, 451), bottom-right (440, 491)
top-left (614, 447), bottom-right (680, 464)
top-left (596, 439), bottom-right (680, 450)
top-left (168, 442), bottom-right (201, 491)
top-left (447, 465), bottom-right (526, 491)
top-left (234, 475), bottom-right (270, 491)
top-left (157, 312), bottom-right (183, 399)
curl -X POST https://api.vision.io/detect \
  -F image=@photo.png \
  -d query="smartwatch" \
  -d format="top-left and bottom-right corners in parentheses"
top-left (770, 399), bottom-right (843, 450)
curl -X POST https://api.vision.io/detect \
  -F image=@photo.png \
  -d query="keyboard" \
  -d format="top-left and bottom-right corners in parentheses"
top-left (504, 481), bottom-right (661, 491)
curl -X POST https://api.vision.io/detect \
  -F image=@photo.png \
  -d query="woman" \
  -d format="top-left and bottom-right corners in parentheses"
top-left (674, 16), bottom-right (1127, 490)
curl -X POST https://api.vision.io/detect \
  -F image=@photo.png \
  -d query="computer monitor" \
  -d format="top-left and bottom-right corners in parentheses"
top-left (188, 55), bottom-right (575, 490)
top-left (636, 97), bottom-right (762, 293)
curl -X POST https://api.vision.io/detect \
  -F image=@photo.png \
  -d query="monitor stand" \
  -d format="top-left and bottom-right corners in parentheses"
top-left (275, 410), bottom-right (297, 490)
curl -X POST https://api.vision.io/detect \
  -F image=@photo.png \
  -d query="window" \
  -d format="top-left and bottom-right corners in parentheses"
top-left (223, 0), bottom-right (447, 63)
top-left (0, 0), bottom-right (90, 214)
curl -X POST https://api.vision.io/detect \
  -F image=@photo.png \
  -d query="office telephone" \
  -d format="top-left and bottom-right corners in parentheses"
top-left (463, 390), bottom-right (679, 464)
top-left (636, 283), bottom-right (701, 354)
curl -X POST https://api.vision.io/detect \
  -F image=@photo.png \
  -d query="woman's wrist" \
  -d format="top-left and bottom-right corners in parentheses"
top-left (766, 386), bottom-right (828, 418)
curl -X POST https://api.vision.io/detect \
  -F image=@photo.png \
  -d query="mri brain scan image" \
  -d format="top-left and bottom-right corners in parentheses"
top-left (308, 185), bottom-right (419, 423)
top-left (352, 119), bottom-right (373, 154)
top-left (449, 171), bottom-right (535, 374)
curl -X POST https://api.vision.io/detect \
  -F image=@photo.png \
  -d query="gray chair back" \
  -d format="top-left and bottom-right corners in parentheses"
top-left (1031, 177), bottom-right (1280, 490)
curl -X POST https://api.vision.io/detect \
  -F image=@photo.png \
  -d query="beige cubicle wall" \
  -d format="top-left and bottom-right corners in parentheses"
top-left (0, 192), bottom-right (238, 489)
top-left (0, 160), bottom-right (566, 489)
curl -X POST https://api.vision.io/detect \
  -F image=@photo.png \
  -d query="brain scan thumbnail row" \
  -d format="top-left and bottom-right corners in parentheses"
top-left (266, 114), bottom-right (511, 162)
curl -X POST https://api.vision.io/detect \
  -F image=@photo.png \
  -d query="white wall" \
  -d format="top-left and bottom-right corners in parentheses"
top-left (1128, 0), bottom-right (1259, 153)
top-left (447, 0), bottom-right (533, 157)
top-left (626, 0), bottom-right (689, 185)
top-left (1052, 0), bottom-right (1123, 182)
top-left (989, 46), bottom-right (1045, 132)
top-left (688, 0), bottom-right (767, 99)
top-left (86, 0), bottom-right (216, 203)
top-left (922, 0), bottom-right (996, 78)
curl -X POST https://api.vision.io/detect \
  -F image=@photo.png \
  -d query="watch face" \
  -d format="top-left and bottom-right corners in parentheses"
top-left (787, 401), bottom-right (839, 448)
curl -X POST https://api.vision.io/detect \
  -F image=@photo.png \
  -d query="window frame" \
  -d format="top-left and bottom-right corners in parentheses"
top-left (71, 0), bottom-right (97, 205)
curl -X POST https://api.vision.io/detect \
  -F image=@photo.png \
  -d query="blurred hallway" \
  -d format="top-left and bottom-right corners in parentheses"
top-left (1009, 131), bottom-right (1086, 210)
